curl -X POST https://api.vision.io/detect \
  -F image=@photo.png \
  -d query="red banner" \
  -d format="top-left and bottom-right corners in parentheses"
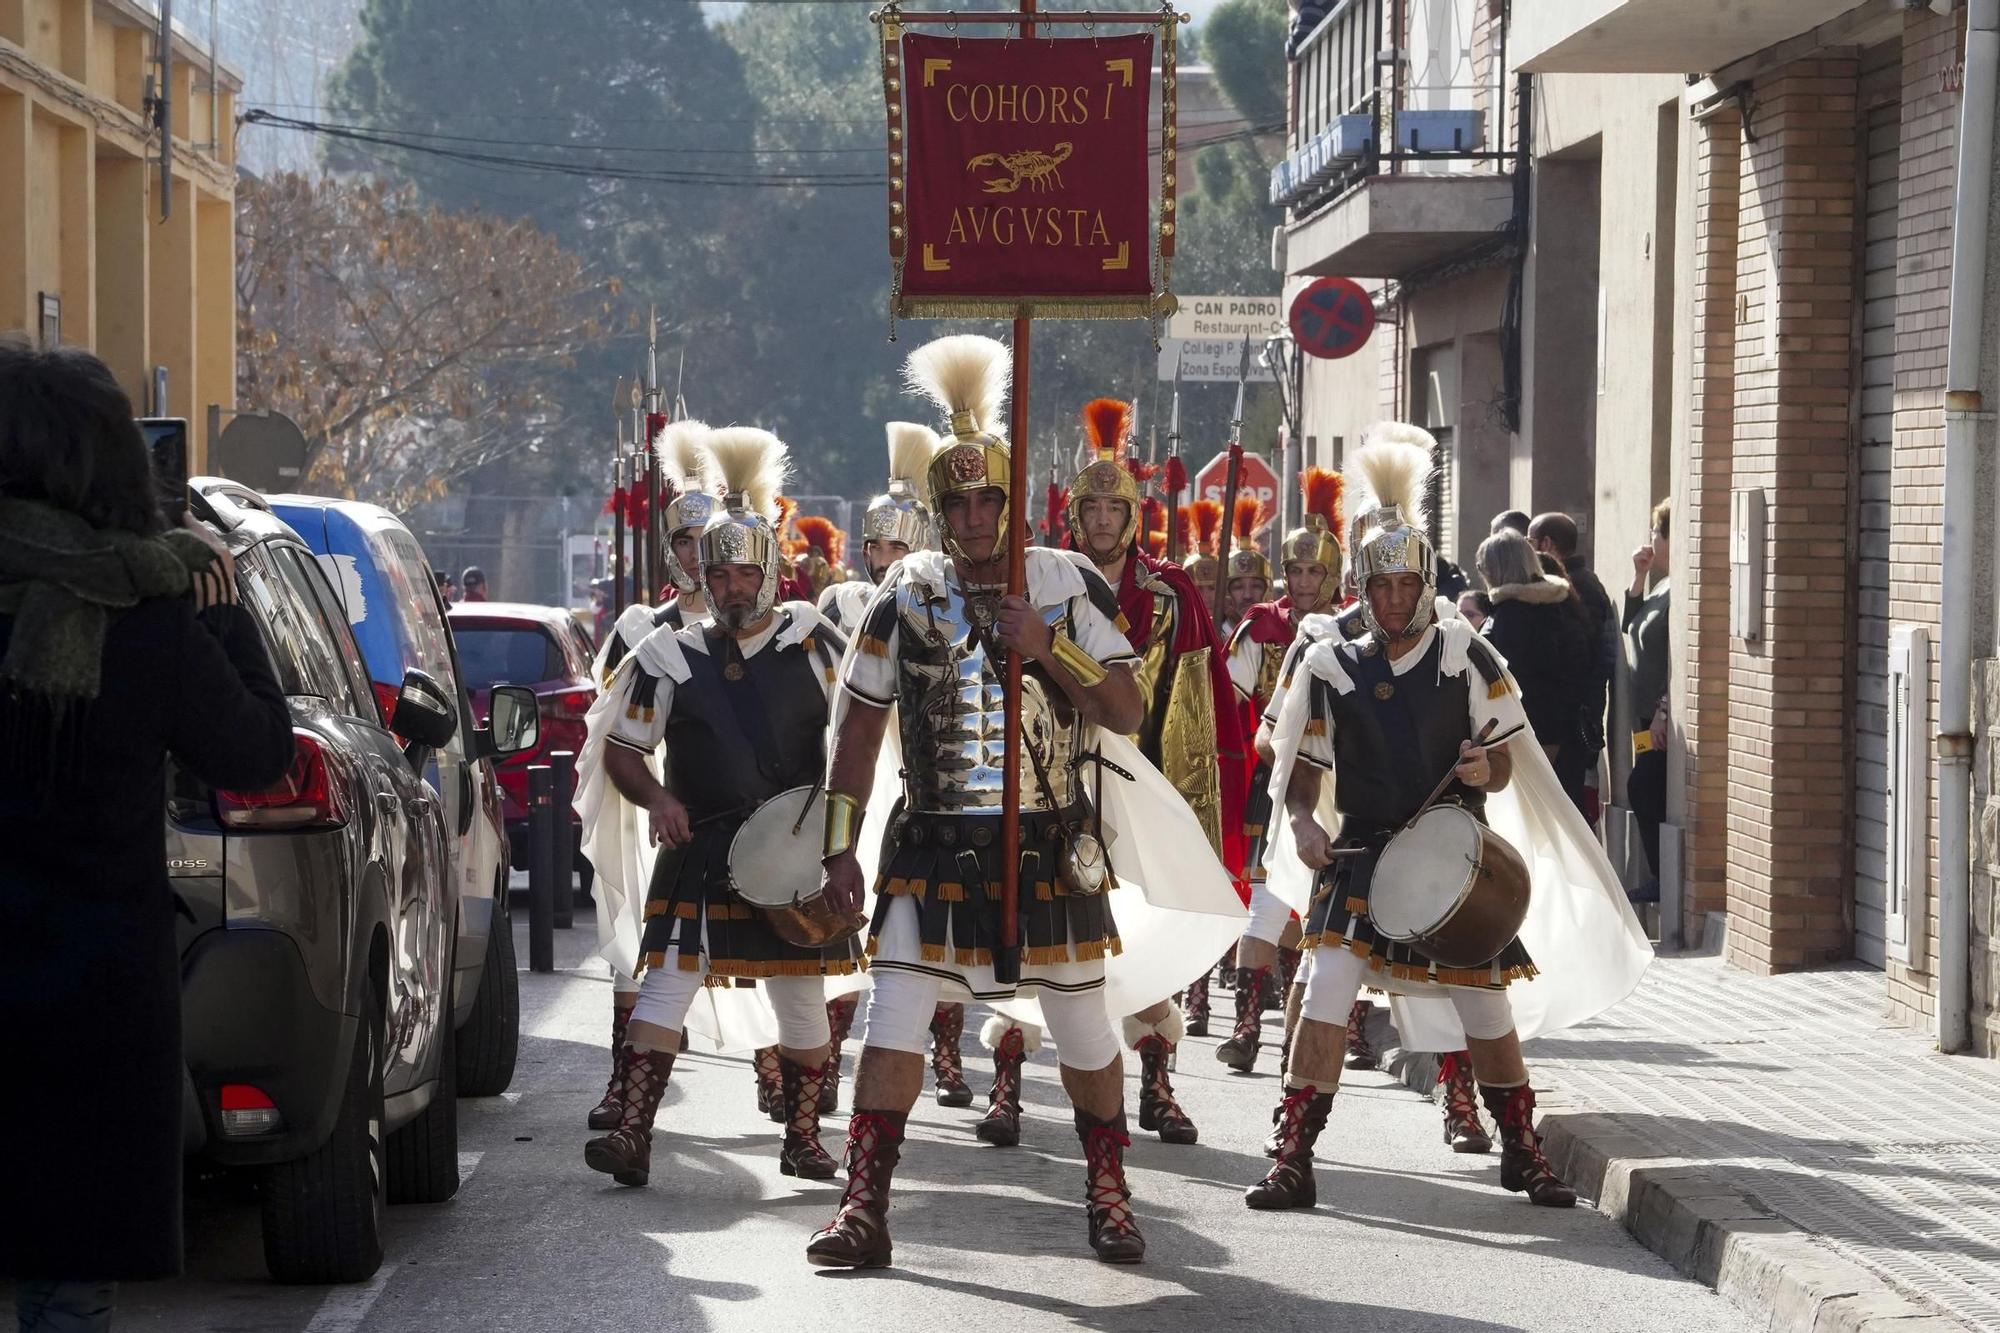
top-left (892, 31), bottom-right (1159, 318)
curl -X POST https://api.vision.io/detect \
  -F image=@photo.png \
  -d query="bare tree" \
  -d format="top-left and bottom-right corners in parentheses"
top-left (237, 171), bottom-right (624, 508)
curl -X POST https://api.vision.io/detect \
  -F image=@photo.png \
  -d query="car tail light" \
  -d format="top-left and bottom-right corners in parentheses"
top-left (371, 680), bottom-right (400, 727)
top-left (539, 685), bottom-right (593, 755)
top-left (219, 1084), bottom-right (283, 1136)
top-left (216, 731), bottom-right (350, 830)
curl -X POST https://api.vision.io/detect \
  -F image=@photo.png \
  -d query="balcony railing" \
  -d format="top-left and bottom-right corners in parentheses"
top-left (1273, 0), bottom-right (1517, 218)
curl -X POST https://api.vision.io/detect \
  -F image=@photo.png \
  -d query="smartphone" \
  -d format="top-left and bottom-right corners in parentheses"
top-left (138, 418), bottom-right (189, 526)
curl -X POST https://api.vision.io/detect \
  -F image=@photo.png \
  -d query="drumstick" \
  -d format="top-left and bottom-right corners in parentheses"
top-left (1404, 719), bottom-right (1526, 831)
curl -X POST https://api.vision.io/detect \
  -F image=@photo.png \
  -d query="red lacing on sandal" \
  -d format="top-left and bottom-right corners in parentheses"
top-left (827, 996), bottom-right (858, 1046)
top-left (931, 1005), bottom-right (967, 1088)
top-left (834, 1111), bottom-right (904, 1215)
top-left (615, 1046), bottom-right (674, 1131)
top-left (987, 1025), bottom-right (1025, 1111)
top-left (1136, 1035), bottom-right (1195, 1131)
top-left (1268, 1084), bottom-right (1325, 1159)
top-left (1081, 1120), bottom-right (1138, 1236)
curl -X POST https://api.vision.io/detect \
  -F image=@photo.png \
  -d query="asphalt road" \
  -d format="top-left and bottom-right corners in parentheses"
top-left (108, 901), bottom-right (1753, 1333)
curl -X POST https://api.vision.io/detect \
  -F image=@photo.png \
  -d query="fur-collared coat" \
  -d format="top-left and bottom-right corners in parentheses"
top-left (1483, 576), bottom-right (1595, 763)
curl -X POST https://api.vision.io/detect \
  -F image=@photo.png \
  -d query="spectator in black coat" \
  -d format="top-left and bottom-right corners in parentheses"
top-left (0, 343), bottom-right (294, 1330)
top-left (1476, 529), bottom-right (1595, 810)
top-left (1530, 511), bottom-right (1619, 782)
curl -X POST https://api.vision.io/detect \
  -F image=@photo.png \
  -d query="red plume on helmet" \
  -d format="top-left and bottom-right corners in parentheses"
top-left (1083, 398), bottom-right (1131, 457)
top-left (1190, 498), bottom-right (1223, 556)
top-left (1232, 496), bottom-right (1267, 543)
top-left (1301, 468), bottom-right (1344, 534)
top-left (794, 515), bottom-right (844, 565)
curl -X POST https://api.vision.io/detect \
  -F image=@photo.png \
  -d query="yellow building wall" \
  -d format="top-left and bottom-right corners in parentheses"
top-left (0, 0), bottom-right (240, 468)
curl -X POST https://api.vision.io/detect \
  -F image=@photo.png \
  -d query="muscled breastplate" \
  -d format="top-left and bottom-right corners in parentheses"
top-left (895, 582), bottom-right (1085, 815)
top-left (665, 625), bottom-right (827, 820)
top-left (1321, 633), bottom-right (1480, 831)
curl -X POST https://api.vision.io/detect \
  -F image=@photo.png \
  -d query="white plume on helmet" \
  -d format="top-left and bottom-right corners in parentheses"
top-left (1353, 421), bottom-right (1436, 531)
top-left (655, 418), bottom-right (715, 494)
top-left (904, 333), bottom-right (1010, 431)
top-left (702, 427), bottom-right (790, 524)
top-left (885, 421), bottom-right (942, 482)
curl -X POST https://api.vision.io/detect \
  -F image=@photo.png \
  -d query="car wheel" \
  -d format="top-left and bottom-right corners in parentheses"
top-left (386, 995), bottom-right (461, 1204)
top-left (261, 989), bottom-right (386, 1284)
top-left (456, 886), bottom-right (519, 1097)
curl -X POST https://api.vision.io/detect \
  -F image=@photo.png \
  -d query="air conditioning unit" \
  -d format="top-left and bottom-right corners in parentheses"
top-left (1397, 108), bottom-right (1485, 153)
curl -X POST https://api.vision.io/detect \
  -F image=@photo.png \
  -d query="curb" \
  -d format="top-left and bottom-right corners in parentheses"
top-left (1370, 1023), bottom-right (1965, 1333)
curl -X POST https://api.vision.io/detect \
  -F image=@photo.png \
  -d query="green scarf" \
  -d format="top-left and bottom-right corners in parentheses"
top-left (0, 499), bottom-right (216, 704)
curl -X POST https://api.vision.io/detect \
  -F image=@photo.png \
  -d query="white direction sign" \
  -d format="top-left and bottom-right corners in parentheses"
top-left (1167, 294), bottom-right (1283, 342)
top-left (1157, 336), bottom-right (1280, 384)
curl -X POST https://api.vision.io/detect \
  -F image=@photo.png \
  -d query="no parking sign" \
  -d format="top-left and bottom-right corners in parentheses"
top-left (1289, 277), bottom-right (1376, 360)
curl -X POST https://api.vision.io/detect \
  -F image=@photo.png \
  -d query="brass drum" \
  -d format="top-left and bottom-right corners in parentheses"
top-left (1368, 805), bottom-right (1530, 970)
top-left (727, 787), bottom-right (867, 950)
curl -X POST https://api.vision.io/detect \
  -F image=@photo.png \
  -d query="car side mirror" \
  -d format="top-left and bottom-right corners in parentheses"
top-left (390, 669), bottom-right (457, 751)
top-left (482, 685), bottom-right (541, 760)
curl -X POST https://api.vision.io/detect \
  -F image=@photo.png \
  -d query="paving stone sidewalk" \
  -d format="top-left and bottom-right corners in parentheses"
top-left (1377, 952), bottom-right (2000, 1331)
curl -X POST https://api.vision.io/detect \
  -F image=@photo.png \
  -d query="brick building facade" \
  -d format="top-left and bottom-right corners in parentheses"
top-left (1282, 1), bottom-right (2000, 1054)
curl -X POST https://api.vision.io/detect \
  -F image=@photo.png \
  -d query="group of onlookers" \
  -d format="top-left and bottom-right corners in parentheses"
top-left (1462, 502), bottom-right (1672, 900)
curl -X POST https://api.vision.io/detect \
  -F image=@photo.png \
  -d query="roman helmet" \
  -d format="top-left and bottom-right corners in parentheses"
top-left (696, 426), bottom-right (792, 622)
top-left (1225, 496), bottom-right (1272, 586)
top-left (1347, 422), bottom-right (1440, 641)
top-left (656, 418), bottom-right (719, 595)
top-left (1184, 497), bottom-right (1222, 588)
top-left (860, 421), bottom-right (940, 567)
top-left (905, 334), bottom-right (1012, 567)
top-left (1279, 468), bottom-right (1346, 611)
top-left (1065, 398), bottom-right (1143, 564)
top-left (792, 515), bottom-right (847, 597)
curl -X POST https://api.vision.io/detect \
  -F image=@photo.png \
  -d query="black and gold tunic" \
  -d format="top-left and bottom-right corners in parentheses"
top-left (605, 605), bottom-right (854, 979)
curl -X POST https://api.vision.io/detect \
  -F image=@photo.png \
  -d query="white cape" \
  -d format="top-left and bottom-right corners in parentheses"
top-left (573, 609), bottom-right (865, 1054)
top-left (864, 550), bottom-right (1247, 1026)
top-left (1263, 619), bottom-right (1651, 1051)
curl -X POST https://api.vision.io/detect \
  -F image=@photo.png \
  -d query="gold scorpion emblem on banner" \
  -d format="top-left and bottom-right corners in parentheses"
top-left (966, 142), bottom-right (1074, 194)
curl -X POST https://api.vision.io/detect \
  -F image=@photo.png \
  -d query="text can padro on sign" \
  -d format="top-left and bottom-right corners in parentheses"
top-left (892, 32), bottom-right (1160, 318)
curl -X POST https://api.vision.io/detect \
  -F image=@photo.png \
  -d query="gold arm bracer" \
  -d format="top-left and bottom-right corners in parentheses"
top-left (1047, 632), bottom-right (1110, 688)
top-left (822, 791), bottom-right (864, 860)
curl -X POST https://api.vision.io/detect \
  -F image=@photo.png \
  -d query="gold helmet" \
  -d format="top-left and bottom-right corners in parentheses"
top-left (1065, 398), bottom-right (1142, 564)
top-left (861, 422), bottom-right (941, 555)
top-left (655, 419), bottom-right (719, 595)
top-left (793, 516), bottom-right (847, 597)
top-left (697, 427), bottom-right (791, 623)
top-left (1347, 422), bottom-right (1439, 640)
top-left (1184, 497), bottom-right (1223, 588)
top-left (906, 335), bottom-right (1012, 567)
top-left (1225, 497), bottom-right (1272, 585)
top-left (1279, 468), bottom-right (1345, 590)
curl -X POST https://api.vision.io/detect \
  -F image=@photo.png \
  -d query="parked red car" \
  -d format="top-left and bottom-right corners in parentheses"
top-left (447, 602), bottom-right (598, 872)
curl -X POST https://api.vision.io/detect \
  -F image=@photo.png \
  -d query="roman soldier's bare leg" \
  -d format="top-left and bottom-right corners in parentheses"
top-left (809, 973), bottom-right (933, 1270)
top-left (1127, 1001), bottom-right (1197, 1145)
top-left (1456, 1000), bottom-right (1575, 1208)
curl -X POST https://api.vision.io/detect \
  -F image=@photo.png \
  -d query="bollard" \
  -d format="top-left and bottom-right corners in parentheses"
top-left (550, 750), bottom-right (577, 931)
top-left (527, 764), bottom-right (556, 973)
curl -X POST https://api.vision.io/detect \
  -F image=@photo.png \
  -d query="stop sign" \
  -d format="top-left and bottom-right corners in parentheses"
top-left (1192, 451), bottom-right (1281, 516)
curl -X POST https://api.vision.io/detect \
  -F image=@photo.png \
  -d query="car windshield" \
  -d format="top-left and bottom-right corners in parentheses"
top-left (453, 625), bottom-right (567, 690)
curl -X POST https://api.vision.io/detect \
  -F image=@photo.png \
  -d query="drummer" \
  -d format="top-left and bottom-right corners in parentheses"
top-left (585, 426), bottom-right (858, 1190)
top-left (1245, 424), bottom-right (1580, 1212)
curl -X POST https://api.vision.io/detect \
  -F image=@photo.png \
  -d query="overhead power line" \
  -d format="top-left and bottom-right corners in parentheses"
top-left (241, 108), bottom-right (1286, 190)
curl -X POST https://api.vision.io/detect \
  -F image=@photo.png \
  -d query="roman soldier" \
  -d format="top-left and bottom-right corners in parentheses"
top-left (593, 420), bottom-right (718, 689)
top-left (1247, 426), bottom-right (1651, 1213)
top-left (806, 336), bottom-right (1241, 1270)
top-left (1219, 498), bottom-right (1271, 639)
top-left (1217, 470), bottom-right (1346, 1076)
top-left (582, 427), bottom-right (860, 1189)
top-left (792, 515), bottom-right (848, 601)
top-left (583, 419), bottom-right (719, 1137)
top-left (973, 398), bottom-right (1248, 1149)
top-left (813, 421), bottom-right (973, 1114)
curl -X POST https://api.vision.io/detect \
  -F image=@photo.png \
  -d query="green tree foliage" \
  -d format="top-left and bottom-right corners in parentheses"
top-left (314, 0), bottom-right (1290, 511)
